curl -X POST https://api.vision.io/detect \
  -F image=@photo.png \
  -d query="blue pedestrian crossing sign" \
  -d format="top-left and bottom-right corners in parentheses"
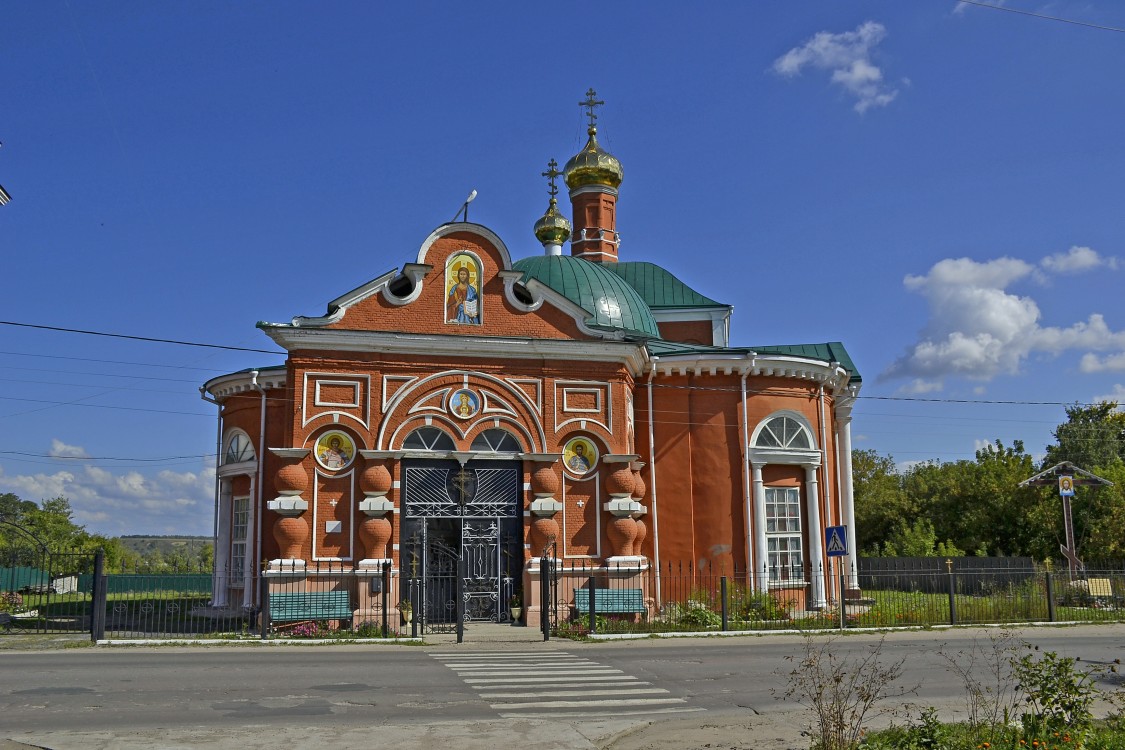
top-left (825, 525), bottom-right (847, 557)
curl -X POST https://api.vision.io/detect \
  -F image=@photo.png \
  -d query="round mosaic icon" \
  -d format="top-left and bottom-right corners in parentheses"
top-left (315, 430), bottom-right (355, 470)
top-left (448, 388), bottom-right (481, 420)
top-left (563, 436), bottom-right (598, 476)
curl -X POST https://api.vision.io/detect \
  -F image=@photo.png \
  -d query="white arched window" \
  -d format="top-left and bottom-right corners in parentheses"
top-left (470, 429), bottom-right (521, 452)
top-left (223, 431), bottom-right (255, 465)
top-left (402, 426), bottom-right (456, 451)
top-left (753, 415), bottom-right (812, 450)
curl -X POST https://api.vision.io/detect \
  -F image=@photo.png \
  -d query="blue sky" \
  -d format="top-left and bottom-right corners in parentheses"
top-left (2, 1), bottom-right (1123, 536)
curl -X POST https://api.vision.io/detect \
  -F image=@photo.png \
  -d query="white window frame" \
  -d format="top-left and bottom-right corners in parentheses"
top-left (765, 487), bottom-right (803, 583)
top-left (230, 496), bottom-right (250, 583)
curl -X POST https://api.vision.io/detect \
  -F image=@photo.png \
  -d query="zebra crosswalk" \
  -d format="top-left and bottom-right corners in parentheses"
top-left (429, 650), bottom-right (703, 719)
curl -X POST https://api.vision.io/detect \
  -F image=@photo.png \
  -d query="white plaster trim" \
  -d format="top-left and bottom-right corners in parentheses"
top-left (416, 222), bottom-right (514, 268)
top-left (554, 379), bottom-right (613, 435)
top-left (568, 184), bottom-right (619, 198)
top-left (481, 391), bottom-right (518, 417)
top-left (260, 328), bottom-right (648, 376)
top-left (561, 387), bottom-right (603, 414)
top-left (749, 409), bottom-right (819, 452)
top-left (301, 372), bottom-right (371, 429)
top-left (407, 388), bottom-right (450, 415)
top-left (378, 369), bottom-right (547, 451)
top-left (649, 308), bottom-right (732, 348)
top-left (217, 459), bottom-right (257, 479)
top-left (314, 379), bottom-right (361, 408)
top-left (499, 270), bottom-right (544, 313)
top-left (382, 375), bottom-right (417, 410)
top-left (504, 378), bottom-right (543, 414)
top-left (203, 370), bottom-right (287, 401)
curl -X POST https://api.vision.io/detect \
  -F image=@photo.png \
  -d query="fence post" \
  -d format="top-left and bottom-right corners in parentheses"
top-left (720, 576), bottom-right (729, 631)
top-left (588, 574), bottom-right (597, 635)
top-left (381, 561), bottom-right (390, 636)
top-left (410, 575), bottom-right (419, 639)
top-left (946, 558), bottom-right (957, 626)
top-left (1045, 568), bottom-right (1056, 623)
top-left (90, 548), bottom-right (106, 643)
top-left (455, 557), bottom-right (465, 644)
top-left (540, 553), bottom-right (552, 642)
top-left (259, 571), bottom-right (270, 640)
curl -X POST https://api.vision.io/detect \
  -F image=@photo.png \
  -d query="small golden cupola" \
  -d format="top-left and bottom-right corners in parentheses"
top-left (533, 159), bottom-right (572, 256)
top-left (564, 88), bottom-right (623, 262)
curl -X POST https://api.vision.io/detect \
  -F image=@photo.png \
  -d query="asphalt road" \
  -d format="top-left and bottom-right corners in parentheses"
top-left (3, 625), bottom-right (1124, 749)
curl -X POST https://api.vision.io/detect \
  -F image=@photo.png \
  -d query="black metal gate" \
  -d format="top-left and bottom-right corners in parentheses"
top-left (0, 520), bottom-right (97, 635)
top-left (401, 460), bottom-right (522, 634)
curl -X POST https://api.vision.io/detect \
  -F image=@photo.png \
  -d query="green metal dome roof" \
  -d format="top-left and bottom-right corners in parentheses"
top-left (513, 255), bottom-right (661, 339)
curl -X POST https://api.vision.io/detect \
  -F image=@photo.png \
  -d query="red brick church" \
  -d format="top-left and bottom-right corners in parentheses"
top-left (202, 91), bottom-right (862, 627)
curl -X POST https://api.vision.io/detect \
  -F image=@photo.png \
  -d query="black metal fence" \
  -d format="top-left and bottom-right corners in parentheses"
top-left (544, 558), bottom-right (1125, 636)
top-left (7, 544), bottom-right (1125, 641)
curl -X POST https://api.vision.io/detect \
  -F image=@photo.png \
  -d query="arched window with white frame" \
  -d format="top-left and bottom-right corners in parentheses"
top-left (402, 426), bottom-right (456, 451)
top-left (223, 430), bottom-right (256, 465)
top-left (470, 428), bottom-right (521, 453)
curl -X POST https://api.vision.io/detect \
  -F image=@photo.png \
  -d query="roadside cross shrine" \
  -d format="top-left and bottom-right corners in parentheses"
top-left (1019, 461), bottom-right (1114, 576)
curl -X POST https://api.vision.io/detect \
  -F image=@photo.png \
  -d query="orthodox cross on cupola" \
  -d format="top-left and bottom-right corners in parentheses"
top-left (580, 88), bottom-right (605, 131)
top-left (542, 159), bottom-right (562, 199)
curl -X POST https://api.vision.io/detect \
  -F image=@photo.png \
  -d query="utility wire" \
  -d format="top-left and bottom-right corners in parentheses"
top-left (0, 321), bottom-right (285, 355)
top-left (955, 0), bottom-right (1125, 33)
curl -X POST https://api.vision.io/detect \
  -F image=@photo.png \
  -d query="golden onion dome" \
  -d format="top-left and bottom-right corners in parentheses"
top-left (533, 197), bottom-right (572, 246)
top-left (564, 126), bottom-right (623, 190)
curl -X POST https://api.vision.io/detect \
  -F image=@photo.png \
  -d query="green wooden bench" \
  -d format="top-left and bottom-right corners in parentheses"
top-left (269, 590), bottom-right (352, 624)
top-left (574, 587), bottom-right (646, 615)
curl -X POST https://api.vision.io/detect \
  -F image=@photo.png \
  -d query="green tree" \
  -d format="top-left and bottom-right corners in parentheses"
top-left (1043, 401), bottom-right (1125, 471)
top-left (851, 449), bottom-right (910, 554)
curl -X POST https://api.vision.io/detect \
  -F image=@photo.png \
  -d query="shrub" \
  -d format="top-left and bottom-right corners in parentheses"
top-left (664, 599), bottom-right (721, 628)
top-left (0, 592), bottom-right (24, 613)
top-left (777, 634), bottom-right (913, 750)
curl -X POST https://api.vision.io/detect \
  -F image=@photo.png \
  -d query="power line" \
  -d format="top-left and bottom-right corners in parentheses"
top-left (0, 321), bottom-right (286, 355)
top-left (0, 395), bottom-right (211, 417)
top-left (955, 0), bottom-right (1125, 33)
top-left (0, 350), bottom-right (233, 372)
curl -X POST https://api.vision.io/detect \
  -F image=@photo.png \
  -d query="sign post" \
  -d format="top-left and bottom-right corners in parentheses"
top-left (825, 525), bottom-right (847, 629)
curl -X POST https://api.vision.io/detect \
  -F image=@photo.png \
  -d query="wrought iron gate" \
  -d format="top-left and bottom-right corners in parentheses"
top-left (0, 520), bottom-right (96, 635)
top-left (401, 460), bottom-right (521, 634)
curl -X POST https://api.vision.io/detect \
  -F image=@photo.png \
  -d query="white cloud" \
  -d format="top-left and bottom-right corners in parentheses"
top-left (1040, 246), bottom-right (1118, 274)
top-left (49, 439), bottom-right (90, 459)
top-left (882, 252), bottom-right (1125, 385)
top-left (1081, 352), bottom-right (1125, 373)
top-left (953, 0), bottom-right (1006, 16)
top-left (772, 21), bottom-right (899, 113)
top-left (0, 461), bottom-right (215, 536)
top-left (897, 378), bottom-right (943, 395)
top-left (1092, 384), bottom-right (1125, 407)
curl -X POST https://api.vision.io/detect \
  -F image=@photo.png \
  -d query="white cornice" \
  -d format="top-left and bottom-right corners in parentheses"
top-left (259, 328), bottom-right (650, 376)
top-left (203, 370), bottom-right (287, 401)
top-left (649, 353), bottom-right (852, 390)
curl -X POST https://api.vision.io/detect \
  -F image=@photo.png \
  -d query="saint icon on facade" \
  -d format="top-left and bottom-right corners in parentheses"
top-left (449, 388), bottom-right (480, 420)
top-left (315, 431), bottom-right (355, 470)
top-left (446, 254), bottom-right (481, 325)
top-left (563, 437), bottom-right (598, 476)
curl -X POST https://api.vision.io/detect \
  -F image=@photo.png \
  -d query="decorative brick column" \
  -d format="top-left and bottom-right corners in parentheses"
top-left (522, 453), bottom-right (563, 629)
top-left (357, 451), bottom-right (397, 569)
top-left (631, 461), bottom-right (648, 555)
top-left (266, 448), bottom-right (310, 575)
top-left (603, 455), bottom-right (643, 565)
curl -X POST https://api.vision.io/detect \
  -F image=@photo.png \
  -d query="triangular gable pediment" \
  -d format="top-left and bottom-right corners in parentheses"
top-left (257, 223), bottom-right (629, 346)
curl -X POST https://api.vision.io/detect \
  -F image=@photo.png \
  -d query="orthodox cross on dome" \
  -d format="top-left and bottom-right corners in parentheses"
top-left (541, 158), bottom-right (561, 199)
top-left (580, 88), bottom-right (604, 130)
